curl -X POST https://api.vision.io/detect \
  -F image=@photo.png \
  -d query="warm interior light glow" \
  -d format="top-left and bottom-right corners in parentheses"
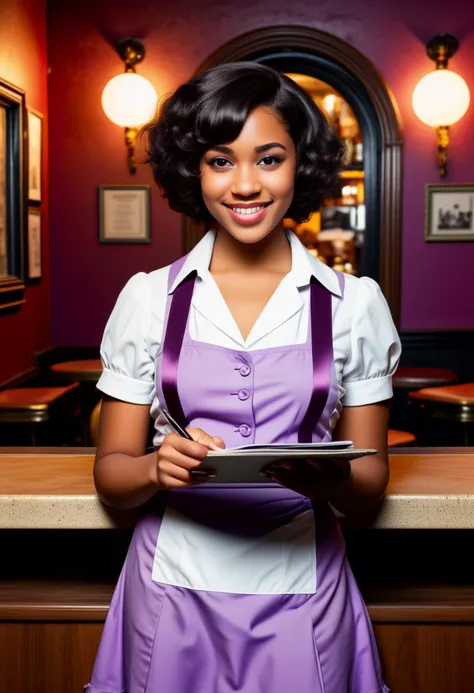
top-left (102, 73), bottom-right (158, 127)
top-left (412, 69), bottom-right (470, 126)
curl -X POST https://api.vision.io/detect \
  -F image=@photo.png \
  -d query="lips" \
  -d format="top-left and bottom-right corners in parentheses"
top-left (222, 201), bottom-right (273, 225)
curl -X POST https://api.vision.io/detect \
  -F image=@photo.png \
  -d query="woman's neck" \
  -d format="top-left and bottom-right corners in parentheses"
top-left (209, 224), bottom-right (292, 275)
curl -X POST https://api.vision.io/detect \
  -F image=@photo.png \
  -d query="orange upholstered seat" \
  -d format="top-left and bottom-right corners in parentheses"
top-left (409, 383), bottom-right (474, 406)
top-left (393, 367), bottom-right (458, 390)
top-left (388, 429), bottom-right (416, 447)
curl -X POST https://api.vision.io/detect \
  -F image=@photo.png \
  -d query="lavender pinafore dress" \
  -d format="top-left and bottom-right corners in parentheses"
top-left (86, 258), bottom-right (389, 693)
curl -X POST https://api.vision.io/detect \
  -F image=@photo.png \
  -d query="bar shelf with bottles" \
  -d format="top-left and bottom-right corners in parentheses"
top-left (285, 74), bottom-right (365, 275)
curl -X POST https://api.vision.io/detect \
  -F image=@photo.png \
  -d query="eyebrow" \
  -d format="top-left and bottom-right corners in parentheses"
top-left (209, 142), bottom-right (287, 155)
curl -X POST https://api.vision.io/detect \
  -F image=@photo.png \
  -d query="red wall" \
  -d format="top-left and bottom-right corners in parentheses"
top-left (47, 0), bottom-right (474, 346)
top-left (0, 0), bottom-right (50, 384)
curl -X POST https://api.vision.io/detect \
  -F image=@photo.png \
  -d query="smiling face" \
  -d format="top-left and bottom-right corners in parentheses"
top-left (199, 106), bottom-right (297, 244)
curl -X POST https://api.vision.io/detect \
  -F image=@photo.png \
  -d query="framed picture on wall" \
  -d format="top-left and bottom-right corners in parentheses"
top-left (426, 184), bottom-right (474, 242)
top-left (27, 209), bottom-right (42, 280)
top-left (28, 109), bottom-right (43, 203)
top-left (0, 78), bottom-right (27, 311)
top-left (99, 185), bottom-right (151, 243)
top-left (0, 101), bottom-right (7, 281)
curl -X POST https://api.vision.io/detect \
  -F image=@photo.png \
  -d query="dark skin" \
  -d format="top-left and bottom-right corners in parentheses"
top-left (94, 397), bottom-right (389, 516)
top-left (261, 401), bottom-right (390, 514)
top-left (94, 107), bottom-right (390, 514)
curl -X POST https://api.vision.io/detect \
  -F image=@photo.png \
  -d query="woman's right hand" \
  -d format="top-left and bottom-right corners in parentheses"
top-left (152, 428), bottom-right (225, 490)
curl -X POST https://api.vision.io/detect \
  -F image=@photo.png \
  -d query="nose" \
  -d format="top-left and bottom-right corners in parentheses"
top-left (230, 164), bottom-right (262, 198)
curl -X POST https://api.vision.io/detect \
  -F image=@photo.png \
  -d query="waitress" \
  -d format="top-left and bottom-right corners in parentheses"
top-left (86, 62), bottom-right (400, 693)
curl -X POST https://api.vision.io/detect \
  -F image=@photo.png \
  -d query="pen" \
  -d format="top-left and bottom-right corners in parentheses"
top-left (160, 408), bottom-right (194, 441)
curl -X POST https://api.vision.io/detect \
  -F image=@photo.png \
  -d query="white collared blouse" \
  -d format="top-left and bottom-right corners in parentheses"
top-left (97, 231), bottom-right (401, 443)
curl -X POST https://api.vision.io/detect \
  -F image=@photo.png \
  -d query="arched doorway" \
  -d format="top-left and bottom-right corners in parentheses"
top-left (183, 26), bottom-right (402, 326)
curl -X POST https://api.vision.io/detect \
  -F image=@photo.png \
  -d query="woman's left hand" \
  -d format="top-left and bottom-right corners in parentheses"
top-left (261, 458), bottom-right (351, 501)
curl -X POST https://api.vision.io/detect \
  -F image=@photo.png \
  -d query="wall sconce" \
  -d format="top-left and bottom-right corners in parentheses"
top-left (102, 38), bottom-right (158, 175)
top-left (412, 34), bottom-right (470, 177)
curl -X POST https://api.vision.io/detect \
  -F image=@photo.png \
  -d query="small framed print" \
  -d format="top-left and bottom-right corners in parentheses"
top-left (27, 209), bottom-right (42, 280)
top-left (99, 185), bottom-right (151, 244)
top-left (426, 184), bottom-right (474, 242)
top-left (28, 109), bottom-right (43, 203)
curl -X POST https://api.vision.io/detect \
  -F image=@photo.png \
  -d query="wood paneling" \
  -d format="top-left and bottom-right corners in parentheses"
top-left (0, 622), bottom-right (103, 693)
top-left (1, 580), bottom-right (474, 692)
top-left (3, 620), bottom-right (474, 693)
top-left (374, 624), bottom-right (474, 693)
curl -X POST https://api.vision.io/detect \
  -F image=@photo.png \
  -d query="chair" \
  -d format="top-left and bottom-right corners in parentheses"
top-left (0, 383), bottom-right (80, 445)
top-left (391, 367), bottom-right (459, 434)
top-left (409, 383), bottom-right (474, 446)
top-left (393, 367), bottom-right (459, 390)
top-left (388, 429), bottom-right (416, 447)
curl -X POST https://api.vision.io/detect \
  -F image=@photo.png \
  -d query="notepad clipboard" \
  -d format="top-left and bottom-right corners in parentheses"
top-left (199, 441), bottom-right (376, 484)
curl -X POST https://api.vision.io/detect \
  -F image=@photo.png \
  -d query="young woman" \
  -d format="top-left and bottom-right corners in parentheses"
top-left (86, 62), bottom-right (400, 693)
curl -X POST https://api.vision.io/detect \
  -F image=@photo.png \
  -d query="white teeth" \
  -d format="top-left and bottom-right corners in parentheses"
top-left (231, 206), bottom-right (265, 215)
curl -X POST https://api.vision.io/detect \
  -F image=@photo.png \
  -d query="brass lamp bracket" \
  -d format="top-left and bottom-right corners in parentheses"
top-left (116, 38), bottom-right (145, 74)
top-left (426, 34), bottom-right (459, 70)
top-left (436, 125), bottom-right (449, 178)
top-left (124, 127), bottom-right (139, 175)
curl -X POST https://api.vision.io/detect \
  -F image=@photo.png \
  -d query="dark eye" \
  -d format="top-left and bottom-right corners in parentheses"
top-left (259, 155), bottom-right (283, 167)
top-left (209, 157), bottom-right (231, 169)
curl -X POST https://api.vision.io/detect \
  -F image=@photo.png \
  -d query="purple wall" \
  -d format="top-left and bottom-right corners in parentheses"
top-left (47, 0), bottom-right (474, 344)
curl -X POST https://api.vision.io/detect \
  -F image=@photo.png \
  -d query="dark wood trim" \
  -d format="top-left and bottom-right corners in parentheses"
top-left (0, 581), bottom-right (112, 621)
top-left (0, 78), bottom-right (27, 313)
top-left (183, 25), bottom-right (403, 326)
top-left (182, 216), bottom-right (207, 257)
top-left (367, 585), bottom-right (474, 623)
top-left (2, 580), bottom-right (474, 623)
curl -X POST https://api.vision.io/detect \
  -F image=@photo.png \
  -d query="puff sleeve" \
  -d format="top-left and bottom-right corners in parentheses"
top-left (341, 277), bottom-right (401, 406)
top-left (96, 273), bottom-right (155, 404)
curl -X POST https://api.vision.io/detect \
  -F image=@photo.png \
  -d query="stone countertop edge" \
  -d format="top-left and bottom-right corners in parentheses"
top-left (1, 493), bottom-right (474, 530)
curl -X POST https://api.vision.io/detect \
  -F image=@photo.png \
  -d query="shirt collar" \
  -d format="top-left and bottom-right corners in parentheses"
top-left (168, 230), bottom-right (216, 294)
top-left (287, 230), bottom-right (343, 297)
top-left (168, 228), bottom-right (342, 298)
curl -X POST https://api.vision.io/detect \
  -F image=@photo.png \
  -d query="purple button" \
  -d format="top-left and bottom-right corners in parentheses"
top-left (238, 389), bottom-right (250, 401)
top-left (239, 364), bottom-right (251, 377)
top-left (237, 424), bottom-right (251, 437)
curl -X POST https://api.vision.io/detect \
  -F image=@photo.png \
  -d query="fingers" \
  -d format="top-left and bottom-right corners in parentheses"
top-left (157, 431), bottom-right (220, 490)
top-left (158, 459), bottom-right (216, 486)
top-left (187, 427), bottom-right (224, 450)
top-left (164, 432), bottom-right (210, 462)
top-left (159, 470), bottom-right (214, 489)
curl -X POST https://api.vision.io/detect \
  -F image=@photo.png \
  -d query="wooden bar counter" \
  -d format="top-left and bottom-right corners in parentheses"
top-left (1, 448), bottom-right (474, 692)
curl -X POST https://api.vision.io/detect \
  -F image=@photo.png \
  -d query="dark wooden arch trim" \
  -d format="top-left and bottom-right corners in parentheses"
top-left (182, 25), bottom-right (403, 326)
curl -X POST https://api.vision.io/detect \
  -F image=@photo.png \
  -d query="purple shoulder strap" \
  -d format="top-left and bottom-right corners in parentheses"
top-left (160, 258), bottom-right (197, 427)
top-left (297, 272), bottom-right (343, 442)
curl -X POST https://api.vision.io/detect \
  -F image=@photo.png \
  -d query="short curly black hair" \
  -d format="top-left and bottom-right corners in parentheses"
top-left (145, 62), bottom-right (344, 224)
